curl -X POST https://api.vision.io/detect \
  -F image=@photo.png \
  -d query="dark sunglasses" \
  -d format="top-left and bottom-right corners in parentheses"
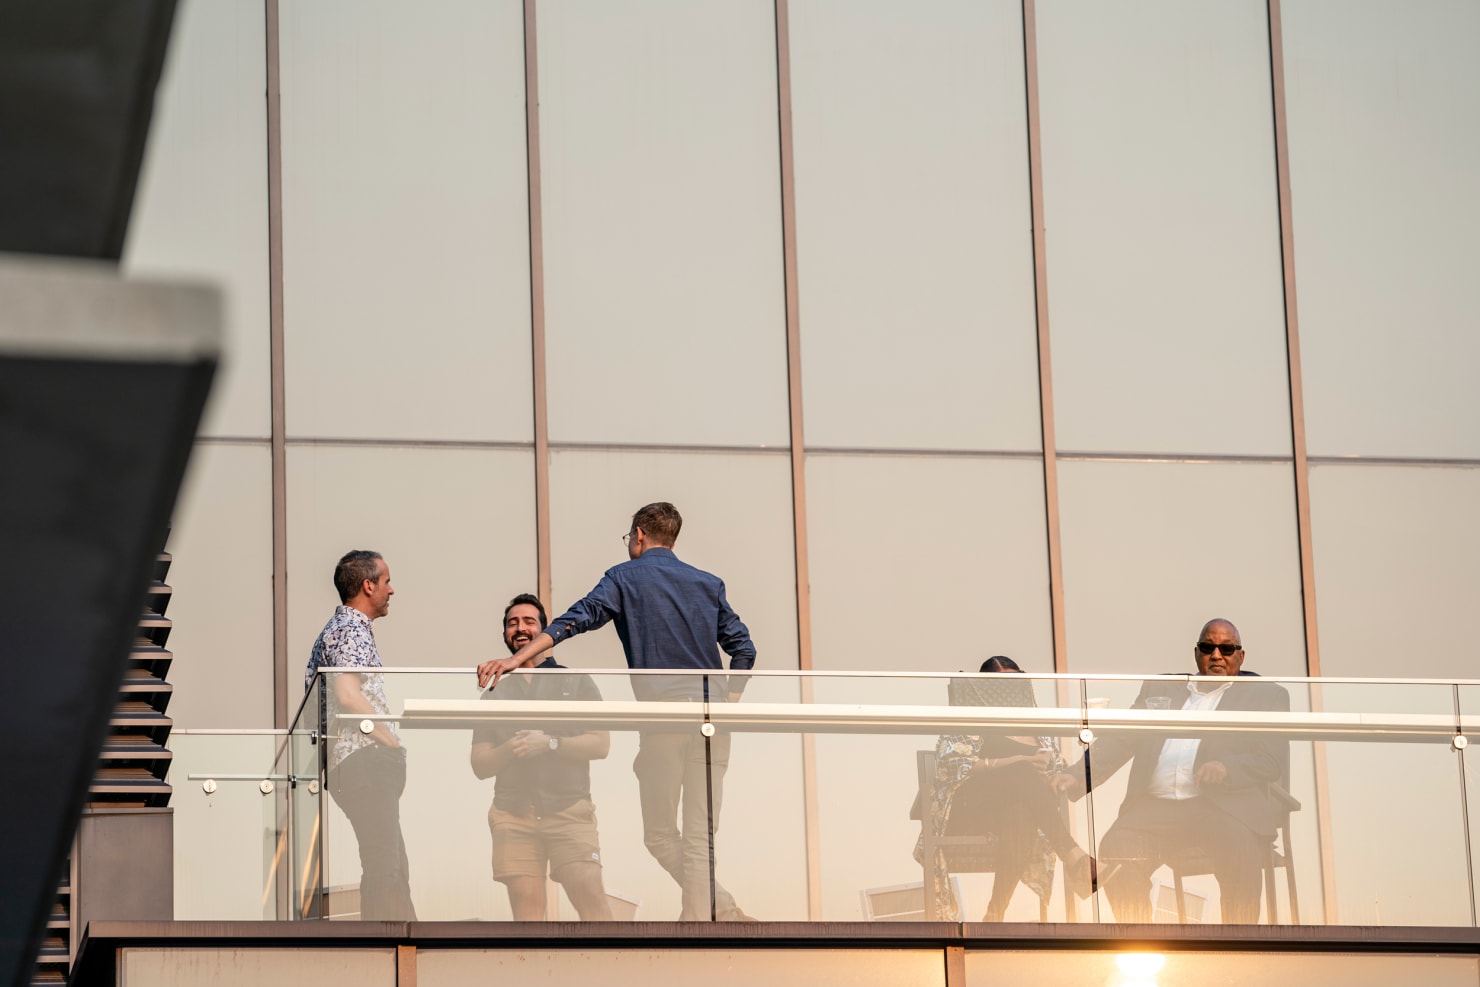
top-left (1196, 641), bottom-right (1243, 657)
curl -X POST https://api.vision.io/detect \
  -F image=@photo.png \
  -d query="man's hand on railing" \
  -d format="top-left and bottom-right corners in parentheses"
top-left (477, 655), bottom-right (522, 691)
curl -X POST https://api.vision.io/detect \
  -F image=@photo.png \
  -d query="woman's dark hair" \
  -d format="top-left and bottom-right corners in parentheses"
top-left (979, 655), bottom-right (1021, 674)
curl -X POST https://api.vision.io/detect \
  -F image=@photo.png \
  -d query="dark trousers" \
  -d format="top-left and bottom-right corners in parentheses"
top-left (327, 744), bottom-right (417, 921)
top-left (1098, 796), bottom-right (1266, 923)
top-left (633, 730), bottom-right (736, 920)
top-left (948, 761), bottom-right (1081, 918)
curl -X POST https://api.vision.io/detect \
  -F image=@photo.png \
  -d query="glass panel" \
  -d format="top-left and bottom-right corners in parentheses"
top-left (170, 732), bottom-right (287, 919)
top-left (1070, 675), bottom-right (1300, 924)
top-left (804, 673), bottom-right (1093, 923)
top-left (1075, 678), bottom-right (1467, 926)
top-left (268, 670), bottom-right (1477, 926)
top-left (966, 950), bottom-right (1480, 987)
top-left (313, 668), bottom-right (716, 921)
top-left (285, 445), bottom-right (537, 676)
top-left (1317, 685), bottom-right (1469, 926)
top-left (279, 0), bottom-right (534, 442)
top-left (1058, 461), bottom-right (1307, 677)
top-left (286, 684), bottom-right (326, 920)
top-left (695, 672), bottom-right (807, 921)
top-left (538, 0), bottom-right (790, 446)
top-left (1310, 464), bottom-right (1480, 679)
top-left (167, 443), bottom-right (274, 727)
top-left (122, 0), bottom-right (269, 439)
top-left (790, 0), bottom-right (1041, 452)
top-left (1037, 0), bottom-right (1290, 455)
top-left (806, 454), bottom-right (1053, 673)
top-left (1284, 0), bottom-right (1480, 459)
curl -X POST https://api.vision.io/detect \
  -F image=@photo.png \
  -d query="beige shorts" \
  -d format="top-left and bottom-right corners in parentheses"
top-left (489, 798), bottom-right (603, 881)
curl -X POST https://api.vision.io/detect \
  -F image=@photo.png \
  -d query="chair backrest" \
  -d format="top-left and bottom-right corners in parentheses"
top-left (909, 749), bottom-right (933, 821)
top-left (948, 675), bottom-right (1036, 710)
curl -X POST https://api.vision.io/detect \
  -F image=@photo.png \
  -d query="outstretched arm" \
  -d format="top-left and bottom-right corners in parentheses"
top-left (477, 575), bottom-right (623, 689)
top-left (477, 631), bottom-right (554, 689)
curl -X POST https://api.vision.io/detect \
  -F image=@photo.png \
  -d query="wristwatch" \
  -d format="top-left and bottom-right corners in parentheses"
top-left (548, 736), bottom-right (560, 752)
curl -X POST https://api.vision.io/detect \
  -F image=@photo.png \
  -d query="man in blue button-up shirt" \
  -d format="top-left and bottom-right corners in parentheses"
top-left (478, 502), bottom-right (756, 921)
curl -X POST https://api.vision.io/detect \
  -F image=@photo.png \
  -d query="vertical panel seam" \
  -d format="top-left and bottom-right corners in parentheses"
top-left (774, 0), bottom-right (811, 675)
top-left (396, 943), bottom-right (416, 987)
top-left (944, 945), bottom-right (967, 987)
top-left (1268, 0), bottom-right (1336, 924)
top-left (773, 0), bottom-right (821, 923)
top-left (1266, 0), bottom-right (1320, 677)
top-left (1021, 0), bottom-right (1069, 676)
top-left (265, 0), bottom-right (289, 729)
top-left (525, 0), bottom-right (553, 609)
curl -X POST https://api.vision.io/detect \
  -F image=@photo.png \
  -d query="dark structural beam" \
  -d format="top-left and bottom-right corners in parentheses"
top-left (0, 0), bottom-right (178, 259)
top-left (0, 257), bottom-right (216, 987)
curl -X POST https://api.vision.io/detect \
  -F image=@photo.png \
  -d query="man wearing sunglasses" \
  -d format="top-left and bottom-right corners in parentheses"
top-left (1060, 618), bottom-right (1289, 924)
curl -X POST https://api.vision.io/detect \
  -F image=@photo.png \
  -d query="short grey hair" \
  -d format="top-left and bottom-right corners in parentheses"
top-left (334, 550), bottom-right (383, 603)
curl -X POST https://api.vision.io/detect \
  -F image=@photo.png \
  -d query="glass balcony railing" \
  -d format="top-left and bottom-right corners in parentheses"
top-left (172, 671), bottom-right (1480, 927)
top-left (170, 730), bottom-right (290, 920)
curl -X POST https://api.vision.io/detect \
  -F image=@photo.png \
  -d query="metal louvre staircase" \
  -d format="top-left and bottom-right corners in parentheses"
top-left (32, 550), bottom-right (175, 986)
top-left (95, 551), bottom-right (175, 806)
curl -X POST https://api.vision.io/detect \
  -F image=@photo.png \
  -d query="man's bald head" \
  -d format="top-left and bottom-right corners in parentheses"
top-left (1200, 618), bottom-right (1239, 642)
top-left (1193, 618), bottom-right (1245, 677)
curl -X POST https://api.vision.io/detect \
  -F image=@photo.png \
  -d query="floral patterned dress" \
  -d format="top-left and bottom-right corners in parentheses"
top-left (913, 677), bottom-right (1062, 920)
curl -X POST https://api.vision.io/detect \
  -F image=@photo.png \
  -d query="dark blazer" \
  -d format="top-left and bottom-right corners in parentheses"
top-left (1071, 671), bottom-right (1290, 837)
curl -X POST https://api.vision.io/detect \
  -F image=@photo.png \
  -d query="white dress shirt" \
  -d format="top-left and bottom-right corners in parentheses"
top-left (1146, 679), bottom-right (1236, 800)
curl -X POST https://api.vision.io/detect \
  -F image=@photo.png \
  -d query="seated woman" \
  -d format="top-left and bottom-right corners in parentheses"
top-left (920, 656), bottom-right (1095, 922)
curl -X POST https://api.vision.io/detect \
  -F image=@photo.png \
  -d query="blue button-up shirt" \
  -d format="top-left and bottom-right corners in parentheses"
top-left (545, 548), bottom-right (756, 700)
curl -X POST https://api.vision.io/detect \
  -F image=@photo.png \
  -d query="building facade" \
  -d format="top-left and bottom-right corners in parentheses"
top-left (120, 0), bottom-right (1480, 939)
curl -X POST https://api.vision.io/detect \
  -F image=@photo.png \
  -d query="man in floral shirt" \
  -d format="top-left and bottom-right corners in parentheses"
top-left (304, 550), bottom-right (416, 920)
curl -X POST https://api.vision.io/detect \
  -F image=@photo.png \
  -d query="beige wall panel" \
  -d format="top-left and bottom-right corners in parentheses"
top-left (538, 0), bottom-right (790, 446)
top-left (1284, 0), bottom-right (1480, 458)
top-left (123, 0), bottom-right (270, 439)
top-left (1037, 0), bottom-right (1291, 456)
top-left (790, 0), bottom-right (1041, 451)
top-left (1310, 464), bottom-right (1480, 679)
top-left (121, 947), bottom-right (394, 987)
top-left (806, 455), bottom-right (1054, 672)
top-left (546, 449), bottom-right (799, 674)
top-left (967, 950), bottom-right (1479, 987)
top-left (545, 449), bottom-right (804, 919)
top-left (1058, 461), bottom-right (1306, 677)
top-left (279, 0), bottom-right (533, 442)
top-left (285, 445), bottom-right (536, 678)
top-left (167, 442), bottom-right (275, 728)
top-left (419, 947), bottom-right (944, 987)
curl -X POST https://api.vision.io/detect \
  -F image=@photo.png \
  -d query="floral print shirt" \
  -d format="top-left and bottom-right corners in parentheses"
top-left (305, 605), bottom-right (396, 768)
